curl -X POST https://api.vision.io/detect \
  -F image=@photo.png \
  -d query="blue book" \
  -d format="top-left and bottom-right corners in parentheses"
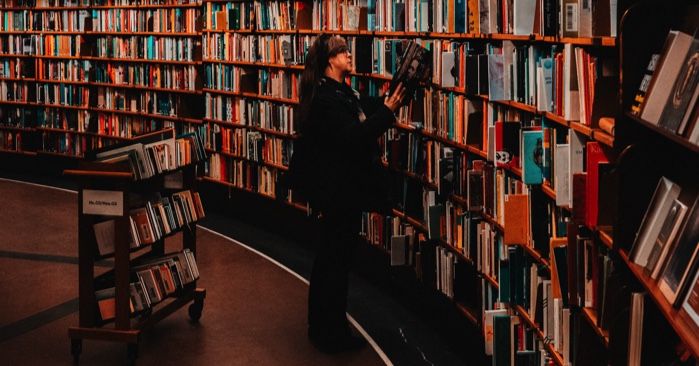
top-left (521, 129), bottom-right (544, 185)
top-left (455, 0), bottom-right (466, 33)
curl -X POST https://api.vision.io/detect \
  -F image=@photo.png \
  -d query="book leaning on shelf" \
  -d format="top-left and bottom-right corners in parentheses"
top-left (95, 249), bottom-right (200, 322)
top-left (87, 129), bottom-right (207, 180)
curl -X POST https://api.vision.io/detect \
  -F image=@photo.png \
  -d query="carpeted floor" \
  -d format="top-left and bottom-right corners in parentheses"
top-left (0, 179), bottom-right (386, 365)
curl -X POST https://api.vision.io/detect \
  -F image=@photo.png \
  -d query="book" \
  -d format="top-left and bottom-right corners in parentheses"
top-left (521, 129), bottom-right (544, 185)
top-left (641, 31), bottom-right (695, 125)
top-left (388, 40), bottom-right (432, 104)
top-left (647, 199), bottom-right (689, 279)
top-left (659, 197), bottom-right (699, 305)
top-left (658, 36), bottom-right (699, 133)
top-left (630, 177), bottom-right (682, 268)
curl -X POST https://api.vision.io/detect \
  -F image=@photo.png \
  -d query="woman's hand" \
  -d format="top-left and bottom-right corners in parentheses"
top-left (384, 83), bottom-right (407, 112)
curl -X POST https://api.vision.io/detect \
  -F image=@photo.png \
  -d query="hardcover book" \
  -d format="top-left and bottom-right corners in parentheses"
top-left (388, 40), bottom-right (432, 104)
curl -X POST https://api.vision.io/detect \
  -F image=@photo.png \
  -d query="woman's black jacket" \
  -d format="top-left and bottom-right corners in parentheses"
top-left (289, 77), bottom-right (396, 214)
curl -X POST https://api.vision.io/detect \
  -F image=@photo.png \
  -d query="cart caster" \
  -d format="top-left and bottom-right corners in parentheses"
top-left (127, 343), bottom-right (138, 365)
top-left (188, 288), bottom-right (206, 322)
top-left (188, 302), bottom-right (203, 322)
top-left (70, 338), bottom-right (82, 364)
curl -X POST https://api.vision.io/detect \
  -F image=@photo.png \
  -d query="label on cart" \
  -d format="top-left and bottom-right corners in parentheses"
top-left (83, 190), bottom-right (124, 216)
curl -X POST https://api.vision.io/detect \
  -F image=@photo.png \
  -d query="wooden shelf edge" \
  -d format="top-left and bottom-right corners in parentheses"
top-left (513, 305), bottom-right (566, 366)
top-left (618, 250), bottom-right (699, 359)
top-left (455, 302), bottom-right (480, 326)
top-left (581, 307), bottom-right (610, 348)
top-left (625, 112), bottom-right (699, 154)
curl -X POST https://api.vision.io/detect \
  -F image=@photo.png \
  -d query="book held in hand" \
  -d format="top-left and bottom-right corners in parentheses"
top-left (388, 40), bottom-right (432, 104)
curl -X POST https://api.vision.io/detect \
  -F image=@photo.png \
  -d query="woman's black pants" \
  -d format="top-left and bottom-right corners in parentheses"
top-left (307, 208), bottom-right (361, 339)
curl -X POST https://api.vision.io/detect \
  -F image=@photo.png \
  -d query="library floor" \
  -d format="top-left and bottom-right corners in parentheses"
top-left (0, 177), bottom-right (472, 365)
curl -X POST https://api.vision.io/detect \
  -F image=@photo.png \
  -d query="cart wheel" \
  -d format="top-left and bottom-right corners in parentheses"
top-left (127, 343), bottom-right (138, 365)
top-left (70, 338), bottom-right (82, 364)
top-left (188, 302), bottom-right (203, 322)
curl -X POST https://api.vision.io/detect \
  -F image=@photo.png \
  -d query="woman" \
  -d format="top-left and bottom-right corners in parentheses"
top-left (291, 34), bottom-right (406, 353)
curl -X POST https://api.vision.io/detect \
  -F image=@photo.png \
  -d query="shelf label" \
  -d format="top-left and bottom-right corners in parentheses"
top-left (83, 190), bottom-right (124, 216)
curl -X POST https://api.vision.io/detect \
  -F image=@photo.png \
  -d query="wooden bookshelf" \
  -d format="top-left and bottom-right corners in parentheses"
top-left (0, 149), bottom-right (37, 156)
top-left (625, 112), bottom-right (699, 154)
top-left (202, 88), bottom-right (299, 105)
top-left (204, 148), bottom-right (289, 171)
top-left (455, 302), bottom-right (480, 326)
top-left (581, 307), bottom-right (610, 348)
top-left (84, 31), bottom-right (200, 37)
top-left (82, 56), bottom-right (200, 66)
top-left (90, 108), bottom-right (202, 125)
top-left (598, 230), bottom-right (614, 249)
top-left (618, 250), bottom-right (699, 359)
top-left (90, 82), bottom-right (201, 95)
top-left (202, 59), bottom-right (304, 71)
top-left (36, 127), bottom-right (132, 141)
top-left (513, 305), bottom-right (566, 366)
top-left (203, 118), bottom-right (297, 139)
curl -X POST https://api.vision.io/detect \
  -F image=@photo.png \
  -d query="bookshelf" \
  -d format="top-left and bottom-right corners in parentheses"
top-left (64, 128), bottom-right (207, 364)
top-left (1, 0), bottom-right (697, 365)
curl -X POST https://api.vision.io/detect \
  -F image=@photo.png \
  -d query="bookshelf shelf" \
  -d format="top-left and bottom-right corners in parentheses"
top-left (83, 56), bottom-right (200, 66)
top-left (391, 208), bottom-right (428, 233)
top-left (482, 273), bottom-right (499, 289)
top-left (455, 302), bottom-right (480, 326)
top-left (203, 118), bottom-right (297, 139)
top-left (0, 30), bottom-right (83, 35)
top-left (202, 88), bottom-right (299, 105)
top-left (37, 150), bottom-right (84, 159)
top-left (0, 125), bottom-right (35, 132)
top-left (90, 82), bottom-right (201, 95)
top-left (618, 249), bottom-right (699, 359)
top-left (625, 112), bottom-right (699, 154)
top-left (90, 3), bottom-right (201, 10)
top-left (0, 77), bottom-right (36, 83)
top-left (36, 127), bottom-right (132, 141)
top-left (202, 59), bottom-right (304, 71)
top-left (35, 79), bottom-right (89, 86)
top-left (513, 305), bottom-right (566, 366)
top-left (0, 54), bottom-right (34, 59)
top-left (581, 307), bottom-right (610, 348)
top-left (85, 31), bottom-right (201, 37)
top-left (598, 230), bottom-right (613, 249)
top-left (0, 149), bottom-right (37, 156)
top-left (204, 148), bottom-right (289, 171)
top-left (90, 108), bottom-right (202, 125)
top-left (542, 183), bottom-right (557, 201)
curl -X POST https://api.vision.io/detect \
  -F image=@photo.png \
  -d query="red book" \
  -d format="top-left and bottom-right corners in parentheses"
top-left (585, 142), bottom-right (612, 229)
top-left (572, 172), bottom-right (587, 226)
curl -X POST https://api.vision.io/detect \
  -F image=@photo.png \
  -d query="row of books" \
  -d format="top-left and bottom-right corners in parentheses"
top-left (630, 177), bottom-right (699, 311)
top-left (307, 0), bottom-right (616, 37)
top-left (16, 34), bottom-right (82, 56)
top-left (94, 63), bottom-right (198, 91)
top-left (35, 108), bottom-right (180, 138)
top-left (0, 81), bottom-right (30, 102)
top-left (95, 249), bottom-right (200, 322)
top-left (204, 1), bottom-right (254, 32)
top-left (36, 59), bottom-right (91, 82)
top-left (202, 33), bottom-right (307, 66)
top-left (90, 8), bottom-right (199, 33)
top-left (93, 189), bottom-right (205, 254)
top-left (92, 128), bottom-right (206, 180)
top-left (632, 30), bottom-right (699, 146)
top-left (0, 129), bottom-right (22, 151)
top-left (206, 153), bottom-right (278, 197)
top-left (95, 87), bottom-right (193, 117)
top-left (0, 106), bottom-right (32, 126)
top-left (206, 126), bottom-right (291, 167)
top-left (94, 36), bottom-right (197, 62)
top-left (1, 0), bottom-right (85, 6)
top-left (203, 65), bottom-right (299, 100)
top-left (204, 95), bottom-right (296, 134)
top-left (0, 58), bottom-right (35, 79)
top-left (35, 83), bottom-right (90, 106)
top-left (0, 9), bottom-right (90, 32)
top-left (41, 130), bottom-right (105, 156)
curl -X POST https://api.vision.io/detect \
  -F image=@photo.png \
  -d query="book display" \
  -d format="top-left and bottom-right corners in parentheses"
top-left (3, 0), bottom-right (699, 365)
top-left (64, 128), bottom-right (207, 364)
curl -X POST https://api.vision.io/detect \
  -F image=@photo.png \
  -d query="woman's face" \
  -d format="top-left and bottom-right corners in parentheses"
top-left (327, 38), bottom-right (353, 74)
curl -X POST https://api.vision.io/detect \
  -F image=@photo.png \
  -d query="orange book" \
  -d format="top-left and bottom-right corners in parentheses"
top-left (503, 194), bottom-right (530, 245)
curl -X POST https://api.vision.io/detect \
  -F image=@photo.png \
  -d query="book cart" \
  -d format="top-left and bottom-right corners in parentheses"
top-left (64, 129), bottom-right (206, 364)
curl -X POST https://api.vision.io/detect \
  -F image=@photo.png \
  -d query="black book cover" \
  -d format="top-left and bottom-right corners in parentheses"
top-left (388, 41), bottom-right (433, 104)
top-left (478, 54), bottom-right (490, 95)
top-left (465, 53), bottom-right (479, 95)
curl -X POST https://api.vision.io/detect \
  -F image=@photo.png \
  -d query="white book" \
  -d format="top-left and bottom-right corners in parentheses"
top-left (555, 144), bottom-right (571, 207)
top-left (484, 308), bottom-right (508, 355)
top-left (513, 0), bottom-right (537, 35)
top-left (641, 31), bottom-right (694, 124)
top-left (563, 44), bottom-right (581, 121)
top-left (568, 130), bottom-right (585, 208)
top-left (630, 177), bottom-right (682, 267)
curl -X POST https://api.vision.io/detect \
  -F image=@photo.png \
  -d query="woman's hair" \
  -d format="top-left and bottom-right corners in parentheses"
top-left (297, 34), bottom-right (348, 133)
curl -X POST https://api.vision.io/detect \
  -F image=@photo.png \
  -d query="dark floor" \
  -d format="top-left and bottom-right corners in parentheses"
top-left (0, 174), bottom-right (477, 365)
